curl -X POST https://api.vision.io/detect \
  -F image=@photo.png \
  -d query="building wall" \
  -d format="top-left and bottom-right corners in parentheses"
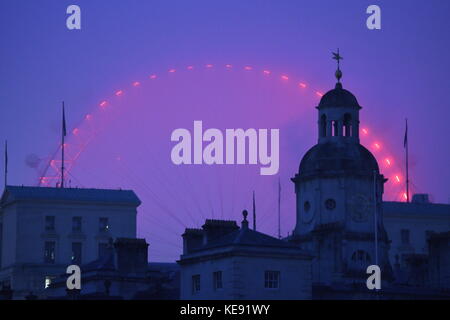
top-left (1, 201), bottom-right (136, 267)
top-left (428, 235), bottom-right (450, 289)
top-left (384, 211), bottom-right (450, 265)
top-left (0, 205), bottom-right (17, 268)
top-left (0, 199), bottom-right (138, 298)
top-left (180, 254), bottom-right (311, 300)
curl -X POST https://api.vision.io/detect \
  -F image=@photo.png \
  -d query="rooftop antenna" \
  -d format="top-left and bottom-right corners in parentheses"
top-left (61, 102), bottom-right (67, 188)
top-left (252, 191), bottom-right (256, 231)
top-left (404, 118), bottom-right (410, 202)
top-left (4, 140), bottom-right (8, 188)
top-left (278, 178), bottom-right (281, 239)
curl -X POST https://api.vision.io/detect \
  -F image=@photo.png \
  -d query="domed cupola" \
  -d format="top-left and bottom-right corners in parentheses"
top-left (299, 143), bottom-right (379, 178)
top-left (318, 82), bottom-right (361, 109)
top-left (297, 49), bottom-right (378, 177)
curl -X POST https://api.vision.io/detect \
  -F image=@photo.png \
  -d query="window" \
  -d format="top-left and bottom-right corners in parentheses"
top-left (192, 275), bottom-right (201, 294)
top-left (98, 242), bottom-right (109, 259)
top-left (45, 216), bottom-right (55, 231)
top-left (72, 216), bottom-right (82, 232)
top-left (99, 217), bottom-right (109, 232)
top-left (44, 241), bottom-right (56, 264)
top-left (351, 250), bottom-right (371, 263)
top-left (401, 229), bottom-right (410, 245)
top-left (320, 114), bottom-right (327, 137)
top-left (331, 120), bottom-right (339, 136)
top-left (71, 242), bottom-right (82, 265)
top-left (350, 250), bottom-right (371, 270)
top-left (264, 271), bottom-right (280, 289)
top-left (304, 201), bottom-right (311, 212)
top-left (213, 271), bottom-right (223, 290)
top-left (343, 113), bottom-right (352, 137)
top-left (44, 276), bottom-right (55, 289)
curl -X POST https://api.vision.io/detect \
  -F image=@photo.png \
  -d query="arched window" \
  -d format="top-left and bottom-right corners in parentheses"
top-left (343, 113), bottom-right (352, 137)
top-left (320, 114), bottom-right (327, 137)
top-left (332, 120), bottom-right (339, 136)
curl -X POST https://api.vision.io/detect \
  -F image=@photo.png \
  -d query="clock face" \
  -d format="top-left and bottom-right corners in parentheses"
top-left (325, 198), bottom-right (336, 210)
top-left (351, 194), bottom-right (373, 222)
top-left (302, 200), bottom-right (314, 224)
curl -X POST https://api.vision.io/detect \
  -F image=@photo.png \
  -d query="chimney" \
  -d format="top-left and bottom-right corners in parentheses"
top-left (182, 228), bottom-right (204, 254)
top-left (114, 238), bottom-right (148, 276)
top-left (411, 194), bottom-right (430, 204)
top-left (201, 219), bottom-right (239, 244)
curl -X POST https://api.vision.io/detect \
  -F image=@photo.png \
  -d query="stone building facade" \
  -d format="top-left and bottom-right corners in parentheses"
top-left (178, 212), bottom-right (312, 300)
top-left (0, 186), bottom-right (141, 299)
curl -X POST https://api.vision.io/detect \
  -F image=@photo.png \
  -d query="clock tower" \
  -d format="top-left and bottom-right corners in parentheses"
top-left (291, 51), bottom-right (393, 285)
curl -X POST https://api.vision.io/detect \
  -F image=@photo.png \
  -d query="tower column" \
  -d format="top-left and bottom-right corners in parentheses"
top-left (337, 120), bottom-right (344, 137)
top-left (353, 119), bottom-right (360, 141)
top-left (327, 120), bottom-right (332, 138)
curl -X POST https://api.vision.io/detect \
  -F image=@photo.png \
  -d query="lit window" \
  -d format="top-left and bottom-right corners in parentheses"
top-left (213, 271), bottom-right (223, 290)
top-left (264, 271), bottom-right (280, 289)
top-left (72, 216), bottom-right (82, 232)
top-left (45, 216), bottom-right (55, 231)
top-left (99, 217), bottom-right (109, 232)
top-left (44, 241), bottom-right (56, 264)
top-left (44, 276), bottom-right (54, 289)
top-left (192, 275), bottom-right (201, 294)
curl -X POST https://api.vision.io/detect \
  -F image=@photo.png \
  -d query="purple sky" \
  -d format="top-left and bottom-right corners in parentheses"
top-left (1, 1), bottom-right (449, 261)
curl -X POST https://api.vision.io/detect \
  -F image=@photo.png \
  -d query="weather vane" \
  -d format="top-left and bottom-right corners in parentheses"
top-left (332, 49), bottom-right (343, 83)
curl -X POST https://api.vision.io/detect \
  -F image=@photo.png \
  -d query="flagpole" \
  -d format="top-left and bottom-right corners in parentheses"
top-left (61, 102), bottom-right (66, 188)
top-left (373, 170), bottom-right (378, 267)
top-left (278, 178), bottom-right (281, 239)
top-left (405, 118), bottom-right (409, 202)
top-left (4, 140), bottom-right (8, 188)
top-left (252, 191), bottom-right (256, 231)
